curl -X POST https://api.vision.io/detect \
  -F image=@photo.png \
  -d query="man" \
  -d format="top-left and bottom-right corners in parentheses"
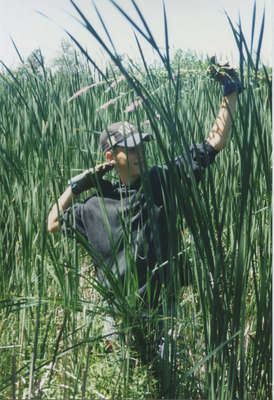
top-left (47, 60), bottom-right (243, 350)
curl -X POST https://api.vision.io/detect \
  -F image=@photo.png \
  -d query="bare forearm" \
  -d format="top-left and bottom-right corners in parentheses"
top-left (47, 186), bottom-right (76, 233)
top-left (207, 92), bottom-right (237, 151)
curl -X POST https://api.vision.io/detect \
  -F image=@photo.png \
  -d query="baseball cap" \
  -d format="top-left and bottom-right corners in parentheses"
top-left (100, 121), bottom-right (152, 153)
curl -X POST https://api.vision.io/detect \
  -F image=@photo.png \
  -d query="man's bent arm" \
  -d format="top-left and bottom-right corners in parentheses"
top-left (47, 161), bottom-right (115, 233)
top-left (206, 92), bottom-right (237, 151)
top-left (47, 187), bottom-right (76, 233)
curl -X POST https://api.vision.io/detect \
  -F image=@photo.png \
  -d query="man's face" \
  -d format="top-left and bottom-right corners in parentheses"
top-left (107, 144), bottom-right (145, 184)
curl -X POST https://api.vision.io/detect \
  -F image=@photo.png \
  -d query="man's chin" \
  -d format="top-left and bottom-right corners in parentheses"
top-left (129, 170), bottom-right (141, 182)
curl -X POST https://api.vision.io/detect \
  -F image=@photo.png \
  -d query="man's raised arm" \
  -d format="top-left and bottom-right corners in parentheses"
top-left (206, 57), bottom-right (243, 151)
top-left (206, 92), bottom-right (237, 151)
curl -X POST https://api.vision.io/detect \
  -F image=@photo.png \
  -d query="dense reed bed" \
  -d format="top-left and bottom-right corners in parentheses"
top-left (0, 2), bottom-right (271, 398)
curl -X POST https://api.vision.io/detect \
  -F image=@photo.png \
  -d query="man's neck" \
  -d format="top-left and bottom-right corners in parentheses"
top-left (119, 173), bottom-right (140, 187)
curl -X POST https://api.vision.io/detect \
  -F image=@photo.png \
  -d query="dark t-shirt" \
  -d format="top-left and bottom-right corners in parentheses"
top-left (61, 141), bottom-right (218, 298)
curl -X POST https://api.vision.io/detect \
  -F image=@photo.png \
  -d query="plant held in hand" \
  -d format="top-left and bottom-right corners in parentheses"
top-left (69, 161), bottom-right (116, 195)
top-left (209, 56), bottom-right (244, 96)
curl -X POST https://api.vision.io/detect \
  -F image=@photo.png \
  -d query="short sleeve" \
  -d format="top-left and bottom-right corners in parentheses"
top-left (148, 141), bottom-right (218, 206)
top-left (175, 141), bottom-right (218, 183)
top-left (60, 203), bottom-right (87, 239)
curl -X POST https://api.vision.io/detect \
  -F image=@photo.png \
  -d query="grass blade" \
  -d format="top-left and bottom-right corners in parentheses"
top-left (255, 7), bottom-right (265, 74)
top-left (250, 1), bottom-right (256, 54)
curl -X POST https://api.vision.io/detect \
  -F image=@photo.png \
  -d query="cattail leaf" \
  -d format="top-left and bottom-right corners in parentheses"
top-left (255, 7), bottom-right (265, 74)
top-left (108, 0), bottom-right (151, 44)
top-left (133, 31), bottom-right (153, 85)
top-left (92, 1), bottom-right (118, 55)
top-left (162, 0), bottom-right (172, 79)
top-left (10, 37), bottom-right (25, 64)
top-left (250, 1), bottom-right (256, 54)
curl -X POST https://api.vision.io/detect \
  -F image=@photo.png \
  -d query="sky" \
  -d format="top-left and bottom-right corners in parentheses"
top-left (0, 0), bottom-right (272, 70)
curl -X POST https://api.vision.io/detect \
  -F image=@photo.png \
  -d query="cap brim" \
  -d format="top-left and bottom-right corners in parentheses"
top-left (116, 133), bottom-right (152, 148)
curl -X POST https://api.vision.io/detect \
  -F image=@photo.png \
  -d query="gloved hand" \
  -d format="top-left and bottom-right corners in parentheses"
top-left (209, 56), bottom-right (244, 96)
top-left (69, 160), bottom-right (116, 195)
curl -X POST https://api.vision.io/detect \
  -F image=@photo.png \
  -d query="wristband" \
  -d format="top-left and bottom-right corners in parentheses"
top-left (68, 168), bottom-right (95, 196)
top-left (70, 180), bottom-right (81, 196)
top-left (223, 77), bottom-right (244, 96)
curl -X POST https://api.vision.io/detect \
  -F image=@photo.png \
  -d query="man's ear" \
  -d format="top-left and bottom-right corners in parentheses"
top-left (105, 150), bottom-right (114, 162)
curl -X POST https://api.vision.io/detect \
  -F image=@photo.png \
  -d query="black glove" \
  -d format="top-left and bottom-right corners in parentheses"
top-left (209, 56), bottom-right (244, 96)
top-left (69, 161), bottom-right (115, 195)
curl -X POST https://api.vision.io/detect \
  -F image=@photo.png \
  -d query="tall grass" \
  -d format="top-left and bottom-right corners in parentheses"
top-left (0, 1), bottom-right (271, 398)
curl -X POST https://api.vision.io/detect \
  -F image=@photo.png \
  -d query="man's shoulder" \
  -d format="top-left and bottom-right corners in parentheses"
top-left (148, 165), bottom-right (170, 193)
top-left (149, 164), bottom-right (168, 182)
